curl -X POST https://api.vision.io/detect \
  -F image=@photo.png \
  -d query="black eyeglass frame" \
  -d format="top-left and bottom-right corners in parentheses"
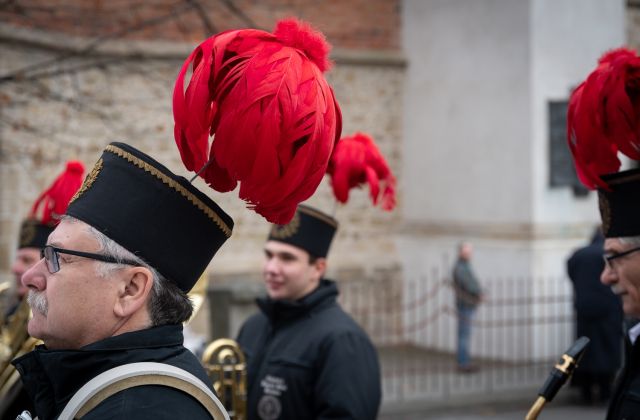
top-left (603, 245), bottom-right (640, 270)
top-left (41, 245), bottom-right (140, 274)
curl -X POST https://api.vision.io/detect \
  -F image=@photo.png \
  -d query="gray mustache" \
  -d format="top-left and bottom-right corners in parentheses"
top-left (27, 291), bottom-right (48, 317)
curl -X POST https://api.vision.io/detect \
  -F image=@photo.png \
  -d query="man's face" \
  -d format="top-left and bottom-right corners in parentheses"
top-left (21, 219), bottom-right (123, 349)
top-left (460, 243), bottom-right (473, 261)
top-left (601, 238), bottom-right (640, 317)
top-left (11, 247), bottom-right (40, 298)
top-left (262, 241), bottom-right (324, 301)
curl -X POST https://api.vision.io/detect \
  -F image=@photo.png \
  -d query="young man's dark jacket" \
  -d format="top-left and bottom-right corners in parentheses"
top-left (607, 336), bottom-right (640, 420)
top-left (236, 279), bottom-right (381, 420)
top-left (12, 324), bottom-right (214, 420)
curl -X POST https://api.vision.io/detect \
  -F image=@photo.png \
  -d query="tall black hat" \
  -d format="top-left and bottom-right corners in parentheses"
top-left (598, 168), bottom-right (640, 238)
top-left (267, 204), bottom-right (337, 258)
top-left (66, 142), bottom-right (234, 292)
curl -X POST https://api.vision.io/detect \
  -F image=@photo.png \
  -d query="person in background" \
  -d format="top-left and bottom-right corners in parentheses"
top-left (452, 241), bottom-right (484, 373)
top-left (567, 227), bottom-right (623, 405)
top-left (237, 204), bottom-right (382, 420)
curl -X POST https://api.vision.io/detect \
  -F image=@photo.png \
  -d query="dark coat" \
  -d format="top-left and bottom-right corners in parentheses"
top-left (12, 324), bottom-right (214, 420)
top-left (567, 235), bottom-right (624, 375)
top-left (452, 259), bottom-right (482, 309)
top-left (236, 279), bottom-right (381, 420)
top-left (607, 337), bottom-right (640, 420)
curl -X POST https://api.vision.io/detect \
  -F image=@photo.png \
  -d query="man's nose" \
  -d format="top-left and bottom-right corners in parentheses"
top-left (263, 257), bottom-right (279, 274)
top-left (601, 264), bottom-right (617, 286)
top-left (21, 258), bottom-right (47, 291)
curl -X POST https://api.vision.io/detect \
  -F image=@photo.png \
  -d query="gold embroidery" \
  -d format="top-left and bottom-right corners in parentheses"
top-left (270, 212), bottom-right (301, 239)
top-left (105, 145), bottom-right (232, 238)
top-left (19, 221), bottom-right (36, 248)
top-left (69, 158), bottom-right (103, 204)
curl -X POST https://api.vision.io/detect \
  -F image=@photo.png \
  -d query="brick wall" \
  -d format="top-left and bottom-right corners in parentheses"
top-left (0, 2), bottom-right (404, 339)
top-left (0, 0), bottom-right (400, 49)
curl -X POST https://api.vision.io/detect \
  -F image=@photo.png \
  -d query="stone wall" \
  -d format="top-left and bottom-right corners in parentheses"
top-left (0, 2), bottom-right (405, 339)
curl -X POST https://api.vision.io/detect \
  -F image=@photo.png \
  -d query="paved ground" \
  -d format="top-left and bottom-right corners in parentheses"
top-left (377, 345), bottom-right (609, 420)
top-left (407, 398), bottom-right (606, 420)
top-left (379, 387), bottom-right (608, 420)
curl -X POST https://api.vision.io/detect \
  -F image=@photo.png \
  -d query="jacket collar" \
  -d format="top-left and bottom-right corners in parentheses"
top-left (257, 278), bottom-right (338, 324)
top-left (13, 324), bottom-right (185, 420)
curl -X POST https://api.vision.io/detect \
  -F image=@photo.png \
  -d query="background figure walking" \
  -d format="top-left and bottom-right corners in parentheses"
top-left (567, 227), bottom-right (623, 405)
top-left (452, 241), bottom-right (484, 372)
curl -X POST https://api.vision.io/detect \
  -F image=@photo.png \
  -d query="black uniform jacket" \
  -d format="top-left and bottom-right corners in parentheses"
top-left (567, 239), bottom-right (623, 376)
top-left (12, 324), bottom-right (214, 420)
top-left (237, 279), bottom-right (381, 420)
top-left (607, 336), bottom-right (640, 420)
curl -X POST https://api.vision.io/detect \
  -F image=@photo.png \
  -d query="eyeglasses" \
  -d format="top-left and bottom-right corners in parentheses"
top-left (603, 245), bottom-right (640, 271)
top-left (41, 245), bottom-right (140, 274)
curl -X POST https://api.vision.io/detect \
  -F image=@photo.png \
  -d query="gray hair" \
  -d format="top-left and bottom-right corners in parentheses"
top-left (619, 236), bottom-right (640, 247)
top-left (63, 216), bottom-right (193, 325)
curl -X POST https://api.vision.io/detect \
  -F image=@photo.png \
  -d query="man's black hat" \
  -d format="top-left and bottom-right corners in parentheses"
top-left (598, 167), bottom-right (640, 238)
top-left (66, 142), bottom-right (234, 292)
top-left (267, 204), bottom-right (337, 258)
top-left (18, 160), bottom-right (85, 250)
top-left (18, 219), bottom-right (54, 250)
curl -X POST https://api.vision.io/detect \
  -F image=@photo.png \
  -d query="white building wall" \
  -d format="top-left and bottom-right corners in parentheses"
top-left (401, 0), bottom-right (625, 359)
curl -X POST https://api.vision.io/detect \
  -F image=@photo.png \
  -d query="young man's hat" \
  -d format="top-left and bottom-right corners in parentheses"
top-left (267, 204), bottom-right (337, 258)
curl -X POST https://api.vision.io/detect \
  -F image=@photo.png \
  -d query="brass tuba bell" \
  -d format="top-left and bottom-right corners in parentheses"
top-left (201, 338), bottom-right (247, 420)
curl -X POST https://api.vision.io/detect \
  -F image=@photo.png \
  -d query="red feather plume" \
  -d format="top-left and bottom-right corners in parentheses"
top-left (327, 132), bottom-right (396, 211)
top-left (30, 160), bottom-right (85, 225)
top-left (173, 18), bottom-right (342, 224)
top-left (567, 47), bottom-right (640, 189)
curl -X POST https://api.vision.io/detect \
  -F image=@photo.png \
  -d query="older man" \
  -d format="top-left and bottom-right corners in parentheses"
top-left (595, 168), bottom-right (640, 419)
top-left (236, 204), bottom-right (381, 420)
top-left (12, 142), bottom-right (233, 419)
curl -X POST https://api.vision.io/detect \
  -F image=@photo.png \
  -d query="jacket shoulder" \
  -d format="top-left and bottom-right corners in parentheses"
top-left (82, 384), bottom-right (213, 419)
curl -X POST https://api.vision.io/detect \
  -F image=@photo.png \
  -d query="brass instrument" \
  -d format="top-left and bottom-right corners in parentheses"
top-left (0, 296), bottom-right (40, 416)
top-left (525, 336), bottom-right (590, 419)
top-left (202, 338), bottom-right (247, 420)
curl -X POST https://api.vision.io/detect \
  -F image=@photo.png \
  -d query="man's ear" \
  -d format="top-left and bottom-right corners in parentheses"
top-left (114, 267), bottom-right (154, 318)
top-left (312, 258), bottom-right (327, 279)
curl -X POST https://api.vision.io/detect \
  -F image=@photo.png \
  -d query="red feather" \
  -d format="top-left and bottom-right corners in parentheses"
top-left (30, 160), bottom-right (85, 225)
top-left (567, 47), bottom-right (640, 189)
top-left (173, 19), bottom-right (341, 224)
top-left (327, 132), bottom-right (396, 211)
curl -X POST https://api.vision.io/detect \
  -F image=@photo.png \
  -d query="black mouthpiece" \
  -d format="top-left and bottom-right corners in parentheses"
top-left (537, 336), bottom-right (590, 402)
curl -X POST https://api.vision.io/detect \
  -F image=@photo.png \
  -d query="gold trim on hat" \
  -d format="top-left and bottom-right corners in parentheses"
top-left (270, 212), bottom-right (301, 239)
top-left (297, 206), bottom-right (338, 228)
top-left (19, 220), bottom-right (37, 248)
top-left (105, 145), bottom-right (232, 238)
top-left (70, 158), bottom-right (103, 205)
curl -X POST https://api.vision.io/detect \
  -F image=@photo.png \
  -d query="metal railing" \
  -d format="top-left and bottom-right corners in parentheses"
top-left (338, 270), bottom-right (575, 404)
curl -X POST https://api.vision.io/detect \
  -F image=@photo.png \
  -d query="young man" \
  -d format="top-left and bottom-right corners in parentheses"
top-left (236, 205), bottom-right (382, 420)
top-left (13, 142), bottom-right (234, 419)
